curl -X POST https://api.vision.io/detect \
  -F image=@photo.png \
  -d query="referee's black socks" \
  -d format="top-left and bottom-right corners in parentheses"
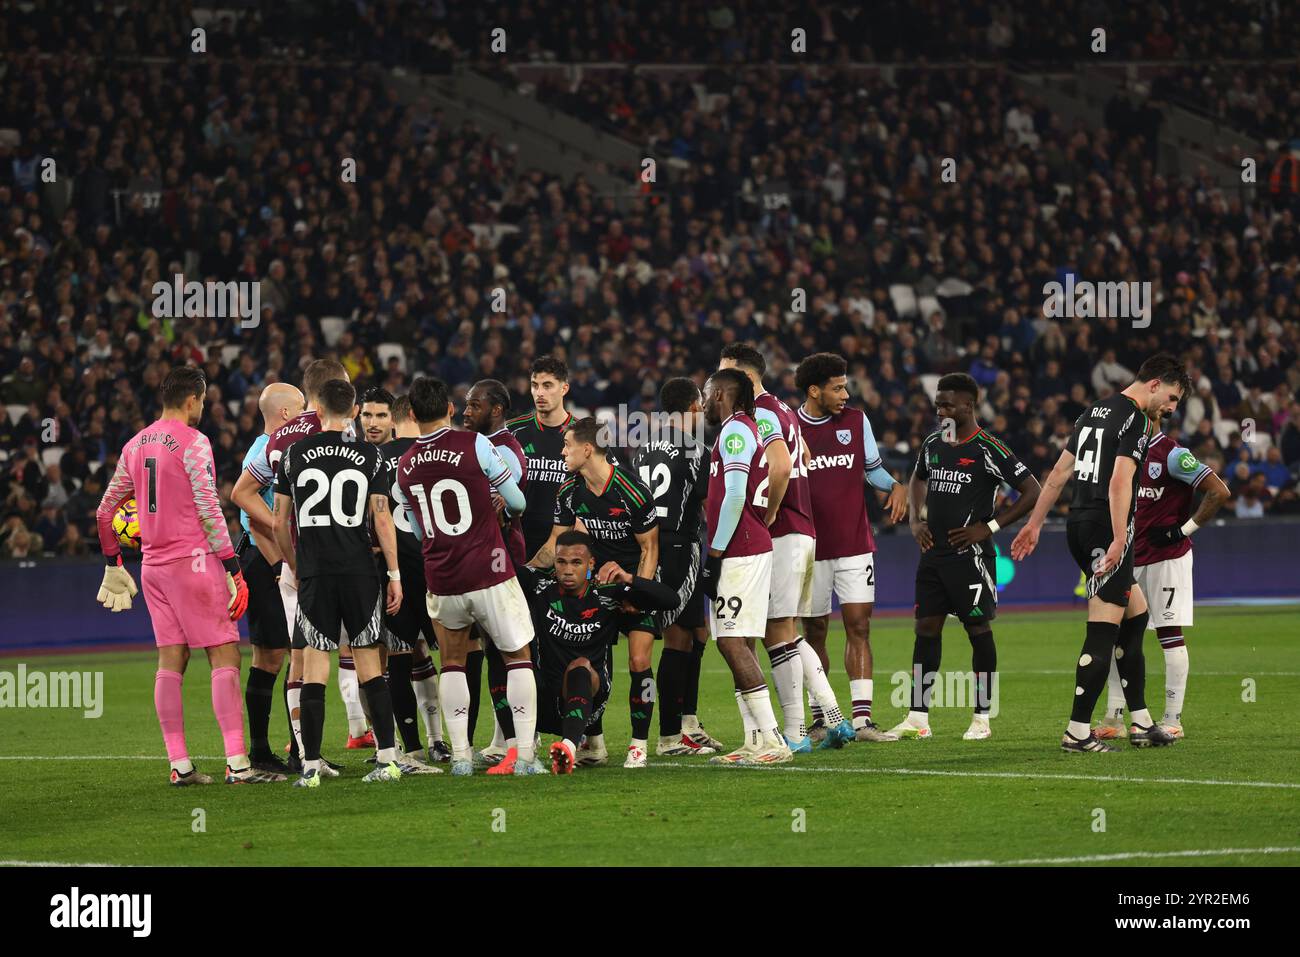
top-left (1070, 621), bottom-right (1120, 724)
top-left (245, 665), bottom-right (278, 757)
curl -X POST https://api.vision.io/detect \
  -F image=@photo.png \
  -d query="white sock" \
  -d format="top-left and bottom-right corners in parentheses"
top-left (1067, 720), bottom-right (1091, 740)
top-left (1162, 641), bottom-right (1188, 724)
top-left (490, 713), bottom-right (507, 750)
top-left (1131, 708), bottom-right (1153, 728)
top-left (734, 689), bottom-right (757, 738)
top-left (741, 687), bottom-right (780, 739)
top-left (631, 737), bottom-right (648, 751)
top-left (849, 678), bottom-right (873, 728)
top-left (506, 663), bottom-right (537, 764)
top-left (908, 709), bottom-right (930, 728)
top-left (305, 757), bottom-right (322, 775)
top-left (440, 669), bottom-right (472, 760)
top-left (681, 713), bottom-right (700, 733)
top-left (1104, 654), bottom-right (1126, 722)
top-left (411, 671), bottom-right (442, 743)
top-left (287, 685), bottom-right (305, 758)
top-left (583, 733), bottom-right (605, 751)
top-left (768, 642), bottom-right (805, 739)
top-left (170, 758), bottom-right (194, 775)
top-left (338, 656), bottom-right (368, 737)
top-left (377, 746), bottom-right (399, 764)
top-left (797, 640), bottom-right (844, 725)
top-left (227, 753), bottom-right (250, 772)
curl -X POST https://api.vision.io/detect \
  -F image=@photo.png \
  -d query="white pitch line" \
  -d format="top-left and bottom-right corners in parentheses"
top-left (0, 859), bottom-right (126, 867)
top-left (927, 846), bottom-right (1300, 867)
top-left (645, 762), bottom-right (1300, 789)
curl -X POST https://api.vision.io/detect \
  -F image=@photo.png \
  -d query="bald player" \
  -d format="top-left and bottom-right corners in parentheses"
top-left (232, 382), bottom-right (305, 774)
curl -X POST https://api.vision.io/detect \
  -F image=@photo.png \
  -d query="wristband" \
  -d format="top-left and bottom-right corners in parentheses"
top-left (387, 569), bottom-right (402, 581)
top-left (986, 519), bottom-right (1001, 535)
top-left (1179, 519), bottom-right (1199, 537)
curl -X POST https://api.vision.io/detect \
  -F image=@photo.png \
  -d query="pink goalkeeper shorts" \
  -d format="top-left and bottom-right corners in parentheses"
top-left (141, 556), bottom-right (239, 648)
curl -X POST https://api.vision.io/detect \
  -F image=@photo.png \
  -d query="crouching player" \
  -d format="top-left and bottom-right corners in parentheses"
top-left (515, 532), bottom-right (678, 774)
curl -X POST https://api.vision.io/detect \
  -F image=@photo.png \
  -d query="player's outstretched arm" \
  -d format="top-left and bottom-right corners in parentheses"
top-left (370, 493), bottom-right (403, 615)
top-left (1012, 448), bottom-right (1074, 560)
top-left (596, 560), bottom-right (678, 610)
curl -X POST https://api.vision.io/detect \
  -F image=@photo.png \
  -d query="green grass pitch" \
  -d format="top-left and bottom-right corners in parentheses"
top-left (1, 606), bottom-right (1297, 867)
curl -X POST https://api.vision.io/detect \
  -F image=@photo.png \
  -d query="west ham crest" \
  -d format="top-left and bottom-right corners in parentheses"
top-left (836, 429), bottom-right (851, 445)
top-left (1148, 461), bottom-right (1163, 480)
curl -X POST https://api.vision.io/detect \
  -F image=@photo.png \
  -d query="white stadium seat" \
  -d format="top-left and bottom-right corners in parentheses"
top-left (889, 284), bottom-right (919, 319)
top-left (320, 317), bottom-right (347, 348)
top-left (377, 342), bottom-right (407, 373)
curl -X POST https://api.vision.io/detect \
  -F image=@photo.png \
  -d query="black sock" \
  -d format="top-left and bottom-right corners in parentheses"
top-left (385, 654), bottom-right (422, 753)
top-left (244, 665), bottom-right (277, 756)
top-left (300, 682), bottom-right (326, 763)
top-left (561, 667), bottom-right (593, 744)
top-left (657, 648), bottom-right (688, 736)
top-left (486, 643), bottom-right (515, 740)
top-left (683, 638), bottom-right (705, 716)
top-left (911, 633), bottom-right (942, 711)
top-left (360, 675), bottom-right (397, 753)
top-left (968, 630), bottom-right (997, 715)
top-left (1071, 621), bottom-right (1121, 724)
top-left (1115, 611), bottom-right (1149, 716)
top-left (629, 667), bottom-right (654, 740)
top-left (465, 649), bottom-right (484, 744)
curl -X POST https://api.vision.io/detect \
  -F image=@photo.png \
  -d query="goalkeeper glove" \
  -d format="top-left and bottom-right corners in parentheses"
top-left (97, 555), bottom-right (138, 612)
top-left (223, 556), bottom-right (249, 621)
top-left (701, 552), bottom-right (723, 600)
top-left (1148, 524), bottom-right (1187, 547)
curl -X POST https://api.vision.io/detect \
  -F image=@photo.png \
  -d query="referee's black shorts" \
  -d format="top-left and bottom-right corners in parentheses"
top-left (656, 535), bottom-right (705, 631)
top-left (238, 538), bottom-right (289, 650)
top-left (1066, 516), bottom-right (1136, 608)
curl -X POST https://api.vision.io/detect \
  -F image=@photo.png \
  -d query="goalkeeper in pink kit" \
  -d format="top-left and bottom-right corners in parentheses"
top-left (95, 367), bottom-right (285, 786)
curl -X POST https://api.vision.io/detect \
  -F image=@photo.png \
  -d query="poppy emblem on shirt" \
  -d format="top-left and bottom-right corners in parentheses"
top-left (836, 429), bottom-right (851, 445)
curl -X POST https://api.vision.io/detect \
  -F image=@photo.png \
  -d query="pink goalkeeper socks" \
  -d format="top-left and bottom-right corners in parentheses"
top-left (210, 666), bottom-right (247, 761)
top-left (155, 669), bottom-right (188, 765)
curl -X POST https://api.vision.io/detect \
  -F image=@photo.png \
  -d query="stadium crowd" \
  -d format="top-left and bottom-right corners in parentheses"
top-left (2, 2), bottom-right (1300, 561)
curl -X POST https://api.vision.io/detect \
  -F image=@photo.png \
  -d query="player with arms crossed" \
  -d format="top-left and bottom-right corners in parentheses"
top-left (95, 367), bottom-right (281, 785)
top-left (232, 358), bottom-right (353, 774)
top-left (1095, 430), bottom-right (1229, 741)
top-left (508, 356), bottom-right (574, 558)
top-left (273, 380), bottom-right (419, 786)
top-left (795, 353), bottom-right (908, 744)
top-left (231, 382), bottom-right (303, 776)
top-left (901, 374), bottom-right (1041, 740)
top-left (1012, 354), bottom-right (1187, 752)
top-left (530, 417), bottom-right (660, 768)
top-left (631, 377), bottom-right (725, 755)
top-left (463, 379), bottom-right (530, 770)
top-left (719, 344), bottom-right (817, 751)
top-left (513, 532), bottom-right (679, 774)
top-left (396, 376), bottom-right (542, 776)
top-left (700, 368), bottom-right (792, 765)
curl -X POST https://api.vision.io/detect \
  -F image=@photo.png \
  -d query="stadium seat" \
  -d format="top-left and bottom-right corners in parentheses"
top-left (220, 344), bottom-right (242, 366)
top-left (1214, 418), bottom-right (1241, 448)
top-left (920, 374), bottom-right (941, 398)
top-left (377, 343), bottom-right (408, 373)
top-left (889, 284), bottom-right (919, 319)
top-left (40, 446), bottom-right (64, 467)
top-left (6, 404), bottom-right (26, 425)
top-left (320, 317), bottom-right (347, 348)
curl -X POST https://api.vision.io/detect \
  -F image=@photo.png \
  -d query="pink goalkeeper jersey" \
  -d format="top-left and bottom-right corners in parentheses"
top-left (96, 418), bottom-right (236, 566)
